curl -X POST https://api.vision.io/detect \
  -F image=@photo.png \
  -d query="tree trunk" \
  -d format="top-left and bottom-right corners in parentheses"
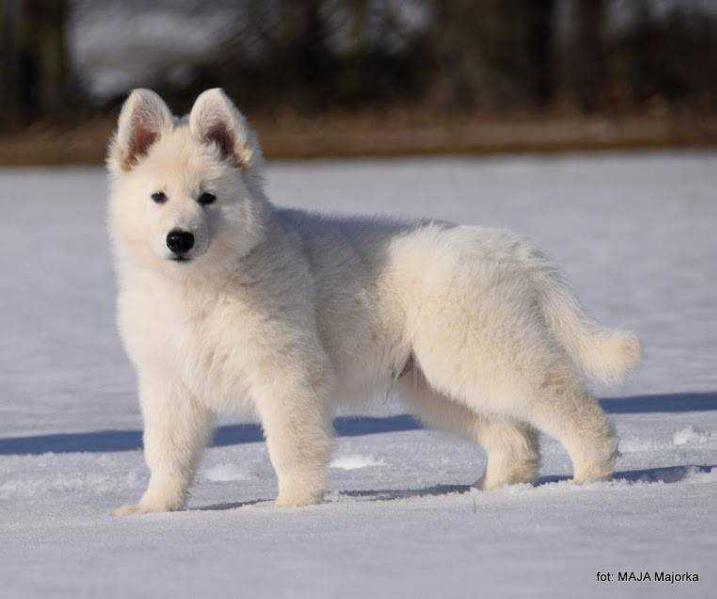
top-left (524, 0), bottom-right (556, 108)
top-left (1, 0), bottom-right (68, 126)
top-left (570, 0), bottom-right (607, 113)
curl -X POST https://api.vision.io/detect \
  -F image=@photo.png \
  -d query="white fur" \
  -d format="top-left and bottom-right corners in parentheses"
top-left (108, 89), bottom-right (640, 515)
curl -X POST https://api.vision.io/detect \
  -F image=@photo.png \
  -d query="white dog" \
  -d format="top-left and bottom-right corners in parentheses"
top-left (108, 89), bottom-right (640, 515)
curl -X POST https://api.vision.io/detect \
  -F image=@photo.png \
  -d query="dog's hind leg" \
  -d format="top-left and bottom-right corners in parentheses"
top-left (396, 374), bottom-right (539, 490)
top-left (518, 365), bottom-right (618, 484)
top-left (416, 350), bottom-right (617, 485)
top-left (114, 376), bottom-right (215, 516)
top-left (409, 311), bottom-right (617, 484)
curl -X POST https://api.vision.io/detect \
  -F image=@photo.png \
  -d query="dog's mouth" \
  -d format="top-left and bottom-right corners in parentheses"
top-left (170, 255), bottom-right (191, 263)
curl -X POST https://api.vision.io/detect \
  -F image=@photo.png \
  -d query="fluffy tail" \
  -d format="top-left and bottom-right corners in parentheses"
top-left (535, 270), bottom-right (641, 386)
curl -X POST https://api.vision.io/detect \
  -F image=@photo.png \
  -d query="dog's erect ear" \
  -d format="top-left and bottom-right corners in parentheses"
top-left (109, 89), bottom-right (173, 173)
top-left (189, 89), bottom-right (260, 170)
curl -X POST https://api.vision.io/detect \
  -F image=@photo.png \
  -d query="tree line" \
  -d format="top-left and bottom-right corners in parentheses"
top-left (1, 0), bottom-right (715, 130)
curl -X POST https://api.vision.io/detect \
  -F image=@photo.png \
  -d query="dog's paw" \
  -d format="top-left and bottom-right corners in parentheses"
top-left (572, 442), bottom-right (617, 485)
top-left (473, 475), bottom-right (533, 492)
top-left (572, 466), bottom-right (613, 485)
top-left (113, 504), bottom-right (146, 517)
top-left (275, 488), bottom-right (324, 508)
top-left (473, 475), bottom-right (505, 492)
top-left (112, 501), bottom-right (181, 517)
top-left (473, 462), bottom-right (538, 492)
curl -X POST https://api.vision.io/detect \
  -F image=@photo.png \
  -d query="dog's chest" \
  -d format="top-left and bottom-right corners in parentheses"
top-left (121, 285), bottom-right (259, 408)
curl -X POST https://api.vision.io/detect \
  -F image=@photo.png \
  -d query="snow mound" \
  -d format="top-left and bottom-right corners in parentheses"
top-left (330, 454), bottom-right (384, 470)
top-left (673, 426), bottom-right (713, 447)
top-left (204, 463), bottom-right (251, 482)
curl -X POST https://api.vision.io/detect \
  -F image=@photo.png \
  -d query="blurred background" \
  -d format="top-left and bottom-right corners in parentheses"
top-left (1, 0), bottom-right (716, 164)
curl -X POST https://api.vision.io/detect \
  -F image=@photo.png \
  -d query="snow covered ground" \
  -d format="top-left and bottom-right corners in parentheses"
top-left (0, 152), bottom-right (715, 597)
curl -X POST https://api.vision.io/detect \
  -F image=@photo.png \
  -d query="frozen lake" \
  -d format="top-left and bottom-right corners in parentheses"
top-left (0, 152), bottom-right (715, 597)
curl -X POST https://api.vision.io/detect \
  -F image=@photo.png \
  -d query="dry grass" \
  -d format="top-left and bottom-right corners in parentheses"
top-left (0, 112), bottom-right (716, 166)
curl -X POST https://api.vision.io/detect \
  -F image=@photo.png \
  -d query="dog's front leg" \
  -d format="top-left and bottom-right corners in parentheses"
top-left (253, 371), bottom-right (334, 508)
top-left (114, 376), bottom-right (214, 516)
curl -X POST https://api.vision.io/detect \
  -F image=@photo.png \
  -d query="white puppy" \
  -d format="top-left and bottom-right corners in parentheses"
top-left (108, 89), bottom-right (640, 514)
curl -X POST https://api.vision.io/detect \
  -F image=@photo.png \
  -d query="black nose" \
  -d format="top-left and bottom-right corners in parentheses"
top-left (166, 229), bottom-right (195, 254)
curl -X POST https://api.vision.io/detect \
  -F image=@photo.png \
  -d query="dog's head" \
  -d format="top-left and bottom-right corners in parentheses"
top-left (108, 89), bottom-right (269, 275)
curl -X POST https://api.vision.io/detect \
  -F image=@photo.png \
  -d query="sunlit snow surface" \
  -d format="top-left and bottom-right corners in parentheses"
top-left (0, 153), bottom-right (715, 598)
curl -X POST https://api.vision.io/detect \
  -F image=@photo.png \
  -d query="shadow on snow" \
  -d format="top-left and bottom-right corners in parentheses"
top-left (1, 391), bottom-right (715, 456)
top-left (194, 465), bottom-right (715, 511)
top-left (330, 464), bottom-right (715, 503)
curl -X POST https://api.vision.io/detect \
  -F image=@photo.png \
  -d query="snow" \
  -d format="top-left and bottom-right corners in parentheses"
top-left (330, 454), bottom-right (385, 470)
top-left (672, 426), bottom-right (712, 447)
top-left (0, 152), bottom-right (715, 597)
top-left (203, 463), bottom-right (252, 483)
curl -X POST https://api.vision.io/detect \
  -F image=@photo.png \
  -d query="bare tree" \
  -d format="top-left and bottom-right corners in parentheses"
top-left (567, 0), bottom-right (607, 113)
top-left (1, 0), bottom-right (68, 126)
top-left (424, 0), bottom-right (557, 111)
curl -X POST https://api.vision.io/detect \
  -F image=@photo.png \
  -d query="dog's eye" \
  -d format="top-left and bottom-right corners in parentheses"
top-left (151, 191), bottom-right (167, 204)
top-left (198, 192), bottom-right (216, 206)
